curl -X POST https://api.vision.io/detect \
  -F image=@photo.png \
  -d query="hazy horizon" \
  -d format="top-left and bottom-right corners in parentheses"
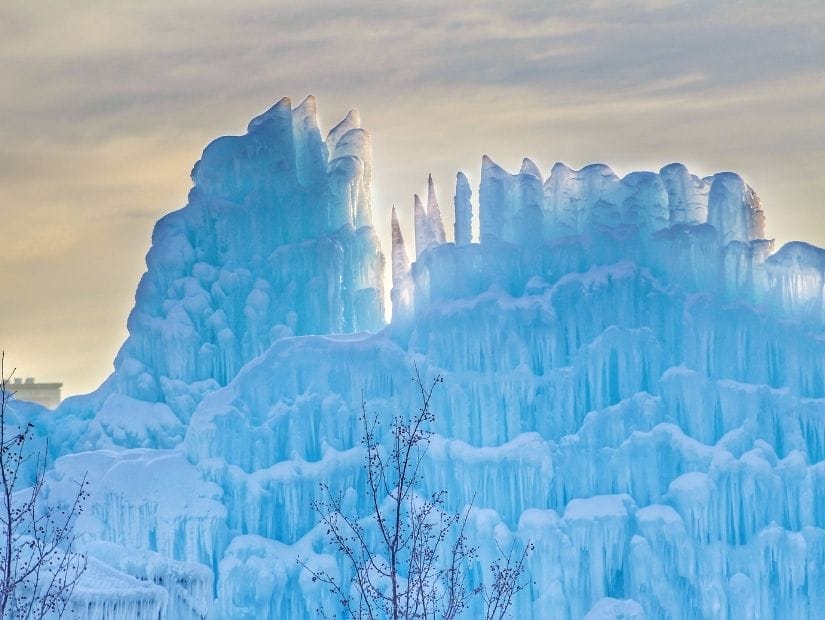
top-left (2, 0), bottom-right (824, 397)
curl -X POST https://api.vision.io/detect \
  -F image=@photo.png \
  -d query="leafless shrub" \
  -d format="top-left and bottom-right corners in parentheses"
top-left (300, 367), bottom-right (531, 619)
top-left (0, 353), bottom-right (88, 619)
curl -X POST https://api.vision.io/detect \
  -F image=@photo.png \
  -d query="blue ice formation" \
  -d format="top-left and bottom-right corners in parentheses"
top-left (10, 97), bottom-right (825, 618)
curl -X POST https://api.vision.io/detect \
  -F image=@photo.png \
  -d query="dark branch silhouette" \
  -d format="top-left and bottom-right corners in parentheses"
top-left (299, 367), bottom-right (531, 619)
top-left (0, 352), bottom-right (88, 619)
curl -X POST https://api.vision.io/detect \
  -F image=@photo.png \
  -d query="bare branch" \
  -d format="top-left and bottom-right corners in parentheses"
top-left (0, 351), bottom-right (88, 618)
top-left (299, 370), bottom-right (529, 619)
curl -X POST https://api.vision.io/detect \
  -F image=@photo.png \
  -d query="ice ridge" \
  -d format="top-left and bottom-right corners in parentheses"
top-left (10, 98), bottom-right (825, 619)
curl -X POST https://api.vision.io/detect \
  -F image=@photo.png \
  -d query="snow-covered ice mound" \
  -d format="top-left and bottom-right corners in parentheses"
top-left (11, 97), bottom-right (825, 618)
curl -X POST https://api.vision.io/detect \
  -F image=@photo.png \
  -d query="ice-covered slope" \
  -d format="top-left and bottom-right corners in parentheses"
top-left (11, 98), bottom-right (825, 618)
top-left (39, 96), bottom-right (385, 455)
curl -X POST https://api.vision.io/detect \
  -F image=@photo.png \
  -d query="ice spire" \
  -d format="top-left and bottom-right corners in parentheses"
top-left (325, 108), bottom-right (372, 229)
top-left (325, 109), bottom-right (360, 156)
top-left (414, 194), bottom-right (433, 258)
top-left (454, 172), bottom-right (472, 246)
top-left (519, 157), bottom-right (543, 182)
top-left (331, 128), bottom-right (373, 227)
top-left (479, 154), bottom-right (510, 244)
top-left (391, 206), bottom-right (410, 272)
top-left (707, 172), bottom-right (765, 246)
top-left (247, 96), bottom-right (293, 133)
top-left (390, 205), bottom-right (413, 323)
top-left (659, 163), bottom-right (710, 225)
top-left (427, 174), bottom-right (447, 245)
top-left (291, 95), bottom-right (326, 190)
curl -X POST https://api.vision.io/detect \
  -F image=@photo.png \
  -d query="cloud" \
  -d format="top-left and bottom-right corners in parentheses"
top-left (1, 0), bottom-right (824, 395)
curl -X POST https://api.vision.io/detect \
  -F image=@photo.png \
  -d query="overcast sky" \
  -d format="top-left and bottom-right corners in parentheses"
top-left (2, 0), bottom-right (824, 397)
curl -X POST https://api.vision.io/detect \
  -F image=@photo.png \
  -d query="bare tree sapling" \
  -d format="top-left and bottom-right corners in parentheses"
top-left (300, 368), bottom-right (531, 619)
top-left (0, 353), bottom-right (88, 619)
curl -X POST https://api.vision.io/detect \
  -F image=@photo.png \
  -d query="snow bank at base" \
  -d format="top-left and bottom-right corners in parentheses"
top-left (72, 558), bottom-right (167, 620)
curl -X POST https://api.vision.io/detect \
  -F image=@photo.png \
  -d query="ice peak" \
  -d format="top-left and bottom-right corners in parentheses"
top-left (295, 95), bottom-right (318, 119)
top-left (292, 95), bottom-right (325, 189)
top-left (659, 162), bottom-right (688, 176)
top-left (247, 97), bottom-right (292, 132)
top-left (708, 172), bottom-right (765, 245)
top-left (768, 241), bottom-right (825, 270)
top-left (551, 161), bottom-right (571, 173)
top-left (427, 174), bottom-right (437, 208)
top-left (390, 204), bottom-right (413, 323)
top-left (344, 108), bottom-right (361, 127)
top-left (326, 109), bottom-right (362, 155)
top-left (520, 158), bottom-right (543, 181)
top-left (413, 193), bottom-right (432, 258)
top-left (454, 172), bottom-right (473, 246)
top-left (330, 128), bottom-right (370, 161)
top-left (581, 163), bottom-right (618, 179)
top-left (427, 174), bottom-right (447, 245)
top-left (120, 96), bottom-right (385, 393)
top-left (391, 205), bottom-right (410, 279)
top-left (35, 96), bottom-right (825, 620)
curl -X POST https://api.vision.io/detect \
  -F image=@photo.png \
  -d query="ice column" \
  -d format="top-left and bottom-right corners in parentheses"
top-left (479, 155), bottom-right (509, 244)
top-left (414, 194), bottom-right (433, 258)
top-left (291, 95), bottom-right (327, 192)
top-left (707, 172), bottom-right (765, 245)
top-left (765, 241), bottom-right (825, 321)
top-left (390, 206), bottom-right (414, 324)
top-left (454, 172), bottom-right (473, 246)
top-left (520, 157), bottom-right (543, 181)
top-left (544, 162), bottom-right (579, 237)
top-left (659, 163), bottom-right (710, 225)
top-left (325, 109), bottom-right (360, 155)
top-left (427, 174), bottom-right (447, 245)
top-left (330, 127), bottom-right (373, 227)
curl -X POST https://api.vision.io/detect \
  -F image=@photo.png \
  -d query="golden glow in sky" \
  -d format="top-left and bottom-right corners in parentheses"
top-left (1, 1), bottom-right (824, 396)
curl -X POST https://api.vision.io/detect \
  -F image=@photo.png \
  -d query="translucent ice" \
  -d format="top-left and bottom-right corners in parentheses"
top-left (10, 98), bottom-right (825, 619)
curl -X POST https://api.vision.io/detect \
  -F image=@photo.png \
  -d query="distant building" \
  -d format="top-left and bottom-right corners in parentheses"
top-left (10, 377), bottom-right (62, 409)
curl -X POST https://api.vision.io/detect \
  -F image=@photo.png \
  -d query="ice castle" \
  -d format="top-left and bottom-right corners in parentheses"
top-left (10, 96), bottom-right (825, 618)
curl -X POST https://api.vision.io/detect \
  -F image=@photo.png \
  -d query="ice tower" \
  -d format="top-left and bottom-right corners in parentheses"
top-left (9, 98), bottom-right (825, 619)
top-left (122, 96), bottom-right (384, 391)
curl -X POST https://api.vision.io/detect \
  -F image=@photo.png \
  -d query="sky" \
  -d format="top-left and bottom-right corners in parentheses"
top-left (1, 0), bottom-right (824, 397)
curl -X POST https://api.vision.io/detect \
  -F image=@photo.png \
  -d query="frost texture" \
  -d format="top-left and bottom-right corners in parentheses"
top-left (124, 95), bottom-right (383, 401)
top-left (11, 98), bottom-right (825, 618)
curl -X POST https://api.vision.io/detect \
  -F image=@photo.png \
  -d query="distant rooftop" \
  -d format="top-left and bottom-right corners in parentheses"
top-left (8, 377), bottom-right (62, 409)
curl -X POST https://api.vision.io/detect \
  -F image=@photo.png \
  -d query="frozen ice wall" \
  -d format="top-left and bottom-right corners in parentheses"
top-left (116, 97), bottom-right (383, 402)
top-left (10, 99), bottom-right (825, 618)
top-left (123, 96), bottom-right (384, 392)
top-left (38, 97), bottom-right (386, 454)
top-left (406, 158), bottom-right (778, 319)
